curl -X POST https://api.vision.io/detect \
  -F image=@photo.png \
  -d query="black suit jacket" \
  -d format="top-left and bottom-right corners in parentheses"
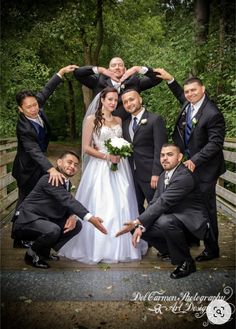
top-left (16, 175), bottom-right (89, 225)
top-left (169, 80), bottom-right (226, 182)
top-left (122, 109), bottom-right (167, 182)
top-left (139, 164), bottom-right (208, 239)
top-left (12, 74), bottom-right (63, 188)
top-left (74, 66), bottom-right (162, 120)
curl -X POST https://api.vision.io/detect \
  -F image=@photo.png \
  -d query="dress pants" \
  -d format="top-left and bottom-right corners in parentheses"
top-left (133, 171), bottom-right (155, 214)
top-left (142, 214), bottom-right (193, 265)
top-left (198, 179), bottom-right (219, 252)
top-left (12, 219), bottom-right (82, 256)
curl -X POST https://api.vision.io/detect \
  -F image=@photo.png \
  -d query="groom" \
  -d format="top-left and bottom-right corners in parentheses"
top-left (12, 150), bottom-right (107, 269)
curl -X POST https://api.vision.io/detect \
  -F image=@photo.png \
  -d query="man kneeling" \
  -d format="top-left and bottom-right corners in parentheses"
top-left (12, 150), bottom-right (107, 269)
top-left (116, 144), bottom-right (209, 279)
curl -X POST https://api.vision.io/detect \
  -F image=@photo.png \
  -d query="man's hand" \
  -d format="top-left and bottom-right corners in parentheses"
top-left (58, 65), bottom-right (79, 76)
top-left (183, 159), bottom-right (196, 172)
top-left (153, 68), bottom-right (174, 81)
top-left (63, 215), bottom-right (77, 234)
top-left (115, 220), bottom-right (140, 237)
top-left (150, 175), bottom-right (159, 189)
top-left (47, 167), bottom-right (65, 186)
top-left (97, 67), bottom-right (120, 82)
top-left (89, 216), bottom-right (107, 234)
top-left (120, 66), bottom-right (140, 82)
top-left (132, 228), bottom-right (143, 248)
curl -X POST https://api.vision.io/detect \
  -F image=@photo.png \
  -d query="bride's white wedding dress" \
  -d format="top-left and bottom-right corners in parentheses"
top-left (58, 124), bottom-right (148, 264)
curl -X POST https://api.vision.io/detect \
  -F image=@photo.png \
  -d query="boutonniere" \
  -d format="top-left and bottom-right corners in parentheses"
top-left (139, 118), bottom-right (148, 125)
top-left (120, 84), bottom-right (125, 91)
top-left (192, 118), bottom-right (198, 127)
top-left (70, 185), bottom-right (76, 192)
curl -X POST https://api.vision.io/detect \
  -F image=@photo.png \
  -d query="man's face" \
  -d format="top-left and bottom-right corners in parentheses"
top-left (19, 96), bottom-right (40, 119)
top-left (109, 57), bottom-right (126, 79)
top-left (121, 90), bottom-right (142, 116)
top-left (57, 154), bottom-right (79, 178)
top-left (183, 82), bottom-right (205, 105)
top-left (160, 146), bottom-right (183, 171)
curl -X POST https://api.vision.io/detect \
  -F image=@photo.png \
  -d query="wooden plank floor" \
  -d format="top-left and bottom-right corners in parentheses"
top-left (1, 213), bottom-right (235, 272)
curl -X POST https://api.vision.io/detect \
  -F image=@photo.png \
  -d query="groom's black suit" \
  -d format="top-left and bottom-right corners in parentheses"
top-left (122, 109), bottom-right (167, 213)
top-left (138, 164), bottom-right (209, 264)
top-left (74, 66), bottom-right (162, 120)
top-left (12, 73), bottom-right (64, 206)
top-left (12, 174), bottom-right (89, 255)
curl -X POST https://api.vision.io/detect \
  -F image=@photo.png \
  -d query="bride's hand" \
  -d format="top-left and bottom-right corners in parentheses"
top-left (89, 216), bottom-right (107, 234)
top-left (109, 154), bottom-right (121, 163)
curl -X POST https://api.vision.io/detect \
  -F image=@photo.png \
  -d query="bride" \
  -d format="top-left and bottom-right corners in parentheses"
top-left (58, 87), bottom-right (148, 264)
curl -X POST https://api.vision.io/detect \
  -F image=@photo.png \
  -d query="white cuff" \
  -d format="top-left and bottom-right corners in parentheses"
top-left (83, 213), bottom-right (93, 221)
top-left (167, 78), bottom-right (175, 84)
top-left (139, 66), bottom-right (148, 74)
top-left (92, 66), bottom-right (99, 74)
top-left (57, 73), bottom-right (62, 79)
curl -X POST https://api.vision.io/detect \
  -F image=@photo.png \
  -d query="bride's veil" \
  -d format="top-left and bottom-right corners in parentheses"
top-left (81, 92), bottom-right (101, 172)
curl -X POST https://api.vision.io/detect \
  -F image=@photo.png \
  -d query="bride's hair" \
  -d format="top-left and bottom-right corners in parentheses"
top-left (94, 87), bottom-right (118, 135)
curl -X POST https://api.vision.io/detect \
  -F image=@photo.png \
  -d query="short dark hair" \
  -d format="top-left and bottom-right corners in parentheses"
top-left (161, 143), bottom-right (181, 153)
top-left (183, 77), bottom-right (203, 86)
top-left (121, 88), bottom-right (139, 97)
top-left (16, 90), bottom-right (37, 106)
top-left (58, 150), bottom-right (80, 161)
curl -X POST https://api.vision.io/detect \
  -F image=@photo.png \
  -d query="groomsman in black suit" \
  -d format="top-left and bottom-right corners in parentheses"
top-left (12, 151), bottom-right (107, 269)
top-left (12, 65), bottom-right (78, 208)
top-left (155, 69), bottom-right (226, 262)
top-left (73, 57), bottom-right (162, 120)
top-left (122, 89), bottom-right (167, 214)
top-left (116, 144), bottom-right (209, 279)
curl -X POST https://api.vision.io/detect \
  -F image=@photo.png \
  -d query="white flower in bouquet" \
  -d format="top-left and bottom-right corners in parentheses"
top-left (104, 137), bottom-right (133, 171)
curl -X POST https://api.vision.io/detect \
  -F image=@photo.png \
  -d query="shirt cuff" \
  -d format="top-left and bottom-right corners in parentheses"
top-left (92, 66), bottom-right (99, 74)
top-left (56, 73), bottom-right (62, 79)
top-left (139, 66), bottom-right (148, 74)
top-left (83, 213), bottom-right (93, 221)
top-left (167, 78), bottom-right (175, 84)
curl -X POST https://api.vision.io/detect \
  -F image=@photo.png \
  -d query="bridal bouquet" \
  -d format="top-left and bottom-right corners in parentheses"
top-left (104, 137), bottom-right (133, 171)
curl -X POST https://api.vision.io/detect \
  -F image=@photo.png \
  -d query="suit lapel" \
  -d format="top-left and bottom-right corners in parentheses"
top-left (133, 110), bottom-right (149, 137)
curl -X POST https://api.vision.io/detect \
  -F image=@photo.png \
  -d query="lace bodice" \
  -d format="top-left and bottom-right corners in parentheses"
top-left (93, 124), bottom-right (122, 153)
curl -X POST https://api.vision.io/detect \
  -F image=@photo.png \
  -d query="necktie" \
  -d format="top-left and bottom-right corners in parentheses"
top-left (132, 117), bottom-right (138, 132)
top-left (164, 172), bottom-right (169, 189)
top-left (185, 104), bottom-right (193, 146)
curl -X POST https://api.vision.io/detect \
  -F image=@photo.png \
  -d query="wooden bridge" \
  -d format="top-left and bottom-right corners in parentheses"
top-left (1, 138), bottom-right (235, 329)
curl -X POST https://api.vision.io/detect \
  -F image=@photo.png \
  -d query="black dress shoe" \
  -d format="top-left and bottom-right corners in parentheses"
top-left (42, 254), bottom-right (60, 261)
top-left (170, 261), bottom-right (196, 279)
top-left (195, 249), bottom-right (219, 262)
top-left (157, 252), bottom-right (171, 262)
top-left (13, 239), bottom-right (33, 248)
top-left (24, 252), bottom-right (50, 269)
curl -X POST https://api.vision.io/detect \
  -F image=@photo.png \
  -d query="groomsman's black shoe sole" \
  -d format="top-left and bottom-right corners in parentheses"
top-left (24, 252), bottom-right (50, 269)
top-left (157, 252), bottom-right (171, 262)
top-left (42, 254), bottom-right (60, 261)
top-left (13, 239), bottom-right (33, 248)
top-left (170, 261), bottom-right (196, 279)
top-left (195, 250), bottom-right (219, 262)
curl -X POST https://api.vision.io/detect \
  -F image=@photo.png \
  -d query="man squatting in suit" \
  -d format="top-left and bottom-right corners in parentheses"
top-left (11, 65), bottom-right (78, 247)
top-left (116, 144), bottom-right (209, 279)
top-left (121, 89), bottom-right (168, 214)
top-left (73, 57), bottom-right (163, 121)
top-left (12, 151), bottom-right (107, 269)
top-left (155, 69), bottom-right (226, 262)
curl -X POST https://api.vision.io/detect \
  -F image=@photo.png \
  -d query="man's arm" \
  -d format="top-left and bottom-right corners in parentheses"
top-left (152, 115), bottom-right (168, 177)
top-left (36, 65), bottom-right (78, 107)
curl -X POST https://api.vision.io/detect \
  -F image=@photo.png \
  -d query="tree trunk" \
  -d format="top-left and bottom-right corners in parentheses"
top-left (195, 0), bottom-right (210, 44)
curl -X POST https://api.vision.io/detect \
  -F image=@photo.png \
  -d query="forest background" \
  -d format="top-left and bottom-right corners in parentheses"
top-left (1, 0), bottom-right (235, 143)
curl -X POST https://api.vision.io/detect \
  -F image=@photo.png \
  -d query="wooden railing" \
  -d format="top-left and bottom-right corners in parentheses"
top-left (0, 137), bottom-right (235, 226)
top-left (216, 137), bottom-right (236, 220)
top-left (0, 138), bottom-right (18, 227)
